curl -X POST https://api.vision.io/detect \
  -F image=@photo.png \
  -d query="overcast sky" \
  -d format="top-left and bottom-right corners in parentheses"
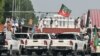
top-left (31, 0), bottom-right (100, 18)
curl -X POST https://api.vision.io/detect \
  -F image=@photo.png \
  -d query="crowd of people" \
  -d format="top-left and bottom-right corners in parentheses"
top-left (80, 24), bottom-right (100, 48)
top-left (1, 17), bottom-right (26, 39)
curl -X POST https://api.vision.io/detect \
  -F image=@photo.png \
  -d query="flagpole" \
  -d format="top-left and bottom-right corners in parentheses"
top-left (67, 17), bottom-right (69, 28)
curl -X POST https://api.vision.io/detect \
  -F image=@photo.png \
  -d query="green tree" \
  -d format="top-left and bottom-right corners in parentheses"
top-left (0, 0), bottom-right (5, 23)
top-left (3, 0), bottom-right (12, 18)
top-left (3, 0), bottom-right (37, 25)
top-left (18, 0), bottom-right (35, 25)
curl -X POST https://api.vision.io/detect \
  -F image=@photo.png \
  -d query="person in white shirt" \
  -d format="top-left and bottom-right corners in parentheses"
top-left (6, 30), bottom-right (13, 40)
top-left (55, 19), bottom-right (58, 27)
top-left (38, 19), bottom-right (44, 32)
top-left (6, 26), bottom-right (13, 40)
top-left (84, 33), bottom-right (89, 40)
top-left (5, 21), bottom-right (13, 40)
top-left (80, 25), bottom-right (86, 35)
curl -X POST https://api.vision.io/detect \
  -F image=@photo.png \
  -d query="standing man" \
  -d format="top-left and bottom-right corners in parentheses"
top-left (31, 25), bottom-right (35, 33)
top-left (87, 28), bottom-right (92, 43)
top-left (74, 17), bottom-right (79, 28)
top-left (17, 23), bottom-right (22, 32)
top-left (38, 18), bottom-right (44, 32)
top-left (55, 19), bottom-right (58, 27)
top-left (93, 25), bottom-right (99, 47)
top-left (93, 25), bottom-right (98, 36)
top-left (50, 18), bottom-right (53, 28)
top-left (6, 21), bottom-right (13, 40)
top-left (80, 25), bottom-right (86, 35)
top-left (87, 28), bottom-right (92, 52)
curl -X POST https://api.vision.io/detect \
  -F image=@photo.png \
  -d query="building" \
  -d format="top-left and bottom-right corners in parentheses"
top-left (82, 9), bottom-right (100, 29)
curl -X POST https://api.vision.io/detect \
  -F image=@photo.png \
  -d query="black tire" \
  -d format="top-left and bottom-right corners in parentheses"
top-left (46, 51), bottom-right (50, 56)
top-left (19, 47), bottom-right (22, 56)
top-left (97, 53), bottom-right (100, 56)
top-left (36, 52), bottom-right (42, 55)
top-left (24, 49), bottom-right (27, 55)
top-left (81, 52), bottom-right (85, 56)
top-left (27, 51), bottom-right (32, 55)
top-left (72, 50), bottom-right (77, 56)
top-left (7, 45), bottom-right (13, 56)
top-left (0, 52), bottom-right (2, 56)
top-left (20, 47), bottom-right (25, 55)
top-left (87, 45), bottom-right (91, 54)
top-left (7, 50), bottom-right (12, 56)
top-left (53, 52), bottom-right (57, 56)
top-left (72, 45), bottom-right (77, 56)
top-left (91, 53), bottom-right (97, 56)
top-left (81, 45), bottom-right (86, 56)
top-left (16, 50), bottom-right (21, 56)
top-left (62, 53), bottom-right (66, 56)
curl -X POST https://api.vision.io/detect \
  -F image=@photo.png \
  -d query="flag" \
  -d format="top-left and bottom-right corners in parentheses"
top-left (58, 4), bottom-right (71, 17)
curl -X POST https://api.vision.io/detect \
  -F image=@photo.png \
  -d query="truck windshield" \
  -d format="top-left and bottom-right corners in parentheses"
top-left (55, 34), bottom-right (75, 39)
top-left (14, 34), bottom-right (29, 39)
top-left (33, 34), bottom-right (48, 39)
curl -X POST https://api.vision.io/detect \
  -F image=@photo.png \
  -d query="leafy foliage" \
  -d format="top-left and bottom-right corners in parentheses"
top-left (0, 0), bottom-right (5, 23)
top-left (0, 0), bottom-right (38, 25)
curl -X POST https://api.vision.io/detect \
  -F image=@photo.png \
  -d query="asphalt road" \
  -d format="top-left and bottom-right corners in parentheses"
top-left (1, 53), bottom-right (91, 56)
top-left (1, 55), bottom-right (91, 56)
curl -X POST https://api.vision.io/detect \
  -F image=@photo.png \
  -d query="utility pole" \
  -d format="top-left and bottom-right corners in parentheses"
top-left (15, 0), bottom-right (16, 17)
top-left (12, 0), bottom-right (14, 17)
top-left (19, 0), bottom-right (20, 18)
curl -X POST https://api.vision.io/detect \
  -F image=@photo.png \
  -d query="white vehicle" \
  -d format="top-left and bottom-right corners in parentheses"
top-left (50, 32), bottom-right (87, 56)
top-left (0, 32), bottom-right (21, 56)
top-left (0, 32), bottom-right (9, 55)
top-left (14, 33), bottom-right (31, 54)
top-left (25, 33), bottom-right (52, 55)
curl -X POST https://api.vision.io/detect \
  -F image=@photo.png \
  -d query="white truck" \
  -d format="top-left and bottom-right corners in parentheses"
top-left (0, 32), bottom-right (21, 56)
top-left (0, 32), bottom-right (9, 55)
top-left (25, 33), bottom-right (52, 55)
top-left (50, 32), bottom-right (87, 56)
top-left (14, 33), bottom-right (31, 55)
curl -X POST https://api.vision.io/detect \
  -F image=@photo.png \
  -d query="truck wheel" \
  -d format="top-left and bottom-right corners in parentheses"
top-left (20, 46), bottom-right (25, 55)
top-left (7, 49), bottom-right (12, 56)
top-left (27, 51), bottom-right (32, 55)
top-left (62, 53), bottom-right (66, 56)
top-left (97, 54), bottom-right (100, 56)
top-left (53, 52), bottom-right (57, 56)
top-left (81, 52), bottom-right (85, 56)
top-left (7, 45), bottom-right (13, 56)
top-left (81, 45), bottom-right (86, 56)
top-left (21, 48), bottom-right (25, 55)
top-left (86, 45), bottom-right (91, 54)
top-left (46, 51), bottom-right (50, 56)
top-left (0, 52), bottom-right (2, 56)
top-left (91, 53), bottom-right (97, 56)
top-left (72, 45), bottom-right (77, 56)
top-left (19, 47), bottom-right (22, 55)
top-left (16, 49), bottom-right (21, 56)
top-left (36, 52), bottom-right (42, 55)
